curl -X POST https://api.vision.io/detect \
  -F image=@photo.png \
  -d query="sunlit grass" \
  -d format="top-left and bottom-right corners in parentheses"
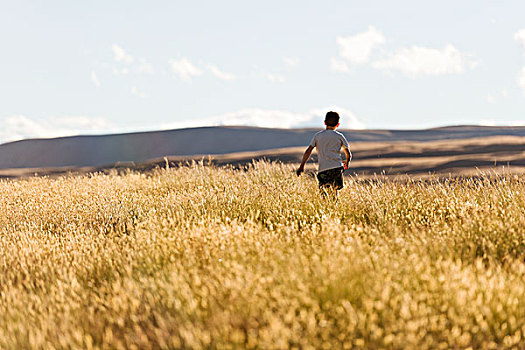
top-left (0, 161), bottom-right (524, 349)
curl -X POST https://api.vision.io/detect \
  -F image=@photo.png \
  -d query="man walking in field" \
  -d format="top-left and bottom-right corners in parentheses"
top-left (296, 111), bottom-right (352, 196)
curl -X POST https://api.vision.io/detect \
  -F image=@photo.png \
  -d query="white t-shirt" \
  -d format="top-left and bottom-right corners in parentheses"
top-left (309, 129), bottom-right (350, 172)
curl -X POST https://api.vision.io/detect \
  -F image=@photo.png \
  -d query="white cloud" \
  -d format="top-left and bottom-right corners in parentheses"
top-left (112, 44), bottom-right (134, 64)
top-left (514, 29), bottom-right (525, 49)
top-left (206, 64), bottom-right (236, 81)
top-left (0, 108), bottom-right (364, 144)
top-left (486, 89), bottom-right (510, 103)
top-left (518, 67), bottom-right (525, 94)
top-left (265, 74), bottom-right (285, 83)
top-left (161, 106), bottom-right (364, 130)
top-left (332, 28), bottom-right (478, 78)
top-left (110, 45), bottom-right (152, 74)
top-left (137, 58), bottom-right (154, 74)
top-left (336, 26), bottom-right (385, 65)
top-left (479, 119), bottom-right (525, 126)
top-left (131, 86), bottom-right (147, 98)
top-left (331, 58), bottom-right (351, 73)
top-left (112, 67), bottom-right (129, 75)
top-left (283, 57), bottom-right (299, 67)
top-left (169, 58), bottom-right (203, 81)
top-left (372, 45), bottom-right (478, 77)
top-left (0, 115), bottom-right (114, 143)
top-left (90, 70), bottom-right (100, 87)
top-left (479, 119), bottom-right (497, 126)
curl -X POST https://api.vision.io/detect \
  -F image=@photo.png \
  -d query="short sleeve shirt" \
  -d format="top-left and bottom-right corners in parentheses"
top-left (309, 130), bottom-right (350, 172)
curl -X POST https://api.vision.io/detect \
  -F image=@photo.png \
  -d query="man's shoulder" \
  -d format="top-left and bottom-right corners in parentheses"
top-left (311, 130), bottom-right (325, 139)
top-left (313, 129), bottom-right (348, 139)
top-left (334, 130), bottom-right (349, 141)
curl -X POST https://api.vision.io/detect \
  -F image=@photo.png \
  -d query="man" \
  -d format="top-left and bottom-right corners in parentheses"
top-left (296, 111), bottom-right (352, 196)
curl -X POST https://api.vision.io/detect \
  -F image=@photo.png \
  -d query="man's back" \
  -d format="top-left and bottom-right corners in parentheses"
top-left (310, 129), bottom-right (349, 172)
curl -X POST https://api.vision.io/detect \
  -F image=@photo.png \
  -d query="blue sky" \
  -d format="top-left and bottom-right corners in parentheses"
top-left (1, 0), bottom-right (525, 142)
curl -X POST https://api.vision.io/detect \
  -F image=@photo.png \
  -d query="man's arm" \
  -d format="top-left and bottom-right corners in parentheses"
top-left (342, 147), bottom-right (352, 170)
top-left (296, 145), bottom-right (314, 176)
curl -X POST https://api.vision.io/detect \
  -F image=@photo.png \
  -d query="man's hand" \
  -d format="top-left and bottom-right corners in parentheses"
top-left (343, 147), bottom-right (351, 170)
top-left (297, 146), bottom-right (314, 176)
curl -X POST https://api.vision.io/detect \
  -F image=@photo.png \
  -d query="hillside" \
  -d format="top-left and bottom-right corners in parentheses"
top-left (3, 125), bottom-right (525, 169)
top-left (2, 125), bottom-right (525, 177)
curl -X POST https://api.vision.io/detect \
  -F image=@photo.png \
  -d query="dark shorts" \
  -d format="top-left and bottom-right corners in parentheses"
top-left (317, 167), bottom-right (344, 190)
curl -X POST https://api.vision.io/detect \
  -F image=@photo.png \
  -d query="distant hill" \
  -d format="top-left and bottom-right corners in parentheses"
top-left (2, 125), bottom-right (525, 169)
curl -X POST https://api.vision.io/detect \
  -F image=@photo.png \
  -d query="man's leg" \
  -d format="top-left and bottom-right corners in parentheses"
top-left (317, 167), bottom-right (343, 200)
top-left (320, 184), bottom-right (338, 200)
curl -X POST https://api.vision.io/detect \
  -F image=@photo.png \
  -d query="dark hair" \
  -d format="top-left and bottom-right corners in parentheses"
top-left (324, 111), bottom-right (340, 127)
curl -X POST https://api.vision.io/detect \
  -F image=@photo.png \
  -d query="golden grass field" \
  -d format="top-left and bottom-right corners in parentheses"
top-left (1, 162), bottom-right (524, 349)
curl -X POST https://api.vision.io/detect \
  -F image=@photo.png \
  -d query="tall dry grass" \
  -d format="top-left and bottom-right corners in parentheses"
top-left (0, 162), bottom-right (524, 349)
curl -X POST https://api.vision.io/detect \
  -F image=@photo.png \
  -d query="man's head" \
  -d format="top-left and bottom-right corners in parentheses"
top-left (324, 111), bottom-right (340, 128)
